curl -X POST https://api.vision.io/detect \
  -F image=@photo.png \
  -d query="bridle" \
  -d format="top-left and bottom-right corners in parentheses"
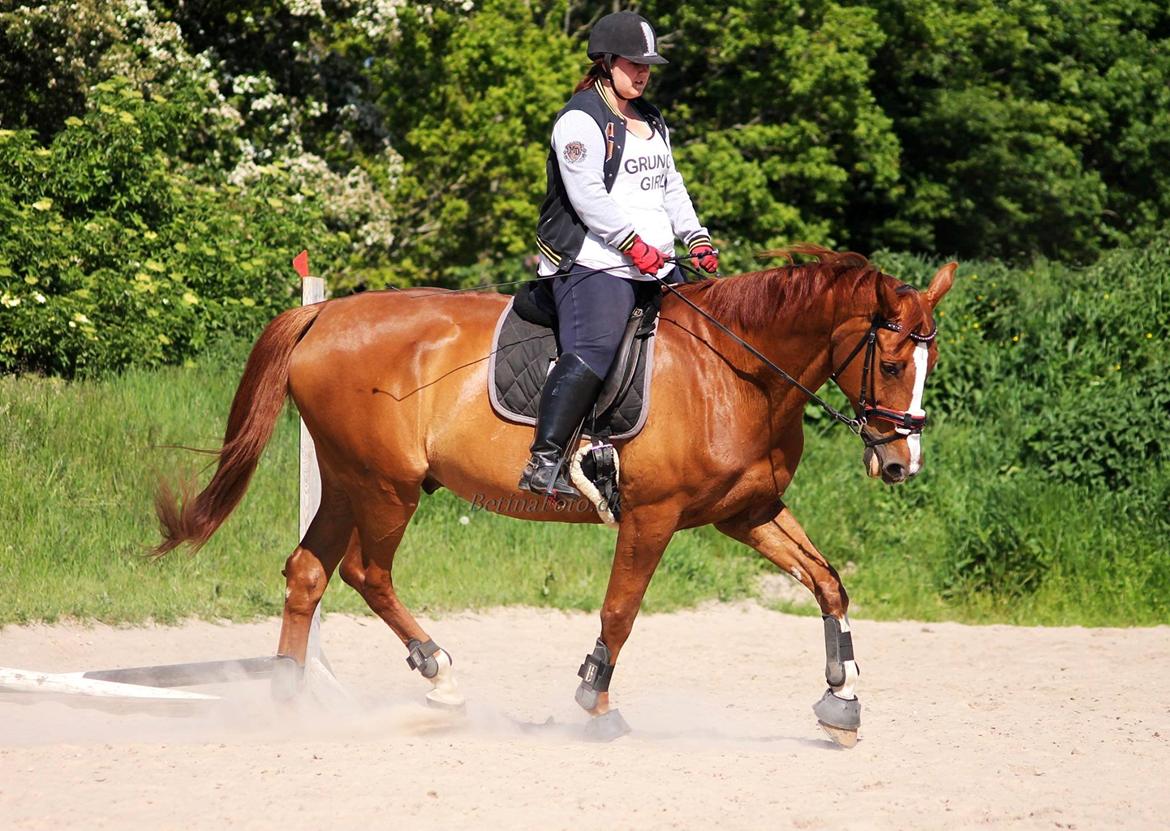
top-left (830, 316), bottom-right (936, 448)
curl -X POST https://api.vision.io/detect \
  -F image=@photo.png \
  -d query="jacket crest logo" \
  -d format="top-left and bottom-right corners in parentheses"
top-left (563, 141), bottom-right (587, 163)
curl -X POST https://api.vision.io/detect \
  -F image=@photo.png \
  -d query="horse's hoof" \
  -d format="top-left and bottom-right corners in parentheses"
top-left (812, 688), bottom-right (860, 727)
top-left (270, 655), bottom-right (304, 702)
top-left (819, 721), bottom-right (859, 748)
top-left (425, 688), bottom-right (467, 711)
top-left (421, 648), bottom-right (464, 710)
top-left (812, 688), bottom-right (860, 747)
top-left (583, 708), bottom-right (631, 742)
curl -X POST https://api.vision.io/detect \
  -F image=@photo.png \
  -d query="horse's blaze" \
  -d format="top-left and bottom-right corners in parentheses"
top-left (905, 342), bottom-right (929, 475)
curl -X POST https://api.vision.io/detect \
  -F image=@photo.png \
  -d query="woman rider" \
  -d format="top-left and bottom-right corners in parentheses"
top-left (518, 10), bottom-right (719, 498)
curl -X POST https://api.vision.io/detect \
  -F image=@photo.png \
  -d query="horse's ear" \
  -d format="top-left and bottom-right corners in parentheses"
top-left (925, 262), bottom-right (957, 309)
top-left (877, 276), bottom-right (902, 320)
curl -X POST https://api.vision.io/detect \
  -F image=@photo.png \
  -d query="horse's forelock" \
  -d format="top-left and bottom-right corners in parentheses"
top-left (887, 279), bottom-right (935, 343)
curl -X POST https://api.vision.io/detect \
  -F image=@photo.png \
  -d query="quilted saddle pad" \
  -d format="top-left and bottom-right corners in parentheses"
top-left (487, 296), bottom-right (657, 441)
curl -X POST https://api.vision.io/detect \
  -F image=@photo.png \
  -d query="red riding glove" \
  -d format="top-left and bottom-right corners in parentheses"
top-left (689, 242), bottom-right (719, 274)
top-left (625, 235), bottom-right (665, 276)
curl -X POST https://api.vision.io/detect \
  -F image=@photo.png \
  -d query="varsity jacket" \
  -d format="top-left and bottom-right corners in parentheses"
top-left (535, 83), bottom-right (711, 271)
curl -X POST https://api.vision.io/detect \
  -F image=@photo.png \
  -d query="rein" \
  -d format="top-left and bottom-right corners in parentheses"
top-left (649, 262), bottom-right (863, 434)
top-left (652, 260), bottom-right (936, 449)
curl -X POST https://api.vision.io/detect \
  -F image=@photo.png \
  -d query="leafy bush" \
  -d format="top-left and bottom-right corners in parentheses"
top-left (877, 235), bottom-right (1168, 495)
top-left (0, 77), bottom-right (346, 376)
top-left (938, 481), bottom-right (1051, 600)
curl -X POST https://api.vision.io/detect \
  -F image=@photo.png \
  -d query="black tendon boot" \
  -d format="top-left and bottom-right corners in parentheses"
top-left (518, 352), bottom-right (605, 498)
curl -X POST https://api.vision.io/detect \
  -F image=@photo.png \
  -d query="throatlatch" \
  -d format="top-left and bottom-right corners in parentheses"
top-left (574, 638), bottom-right (615, 711)
top-left (822, 615), bottom-right (856, 688)
top-left (406, 638), bottom-right (441, 679)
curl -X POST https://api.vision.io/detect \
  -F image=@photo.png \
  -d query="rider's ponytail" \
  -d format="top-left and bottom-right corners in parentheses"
top-left (574, 58), bottom-right (608, 93)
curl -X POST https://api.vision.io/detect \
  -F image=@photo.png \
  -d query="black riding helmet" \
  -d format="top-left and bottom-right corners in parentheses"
top-left (587, 11), bottom-right (668, 65)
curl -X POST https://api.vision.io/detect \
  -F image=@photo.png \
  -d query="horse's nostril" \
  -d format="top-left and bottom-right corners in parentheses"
top-left (884, 462), bottom-right (906, 481)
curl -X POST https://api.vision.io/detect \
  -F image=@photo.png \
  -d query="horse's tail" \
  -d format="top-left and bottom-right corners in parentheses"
top-left (152, 304), bottom-right (322, 557)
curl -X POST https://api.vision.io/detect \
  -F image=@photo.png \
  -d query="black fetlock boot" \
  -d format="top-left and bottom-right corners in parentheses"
top-left (518, 352), bottom-right (604, 498)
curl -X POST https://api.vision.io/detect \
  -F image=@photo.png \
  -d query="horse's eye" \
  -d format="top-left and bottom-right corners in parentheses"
top-left (880, 361), bottom-right (902, 377)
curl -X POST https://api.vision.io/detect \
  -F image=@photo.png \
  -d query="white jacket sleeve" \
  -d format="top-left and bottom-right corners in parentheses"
top-left (552, 110), bottom-right (639, 251)
top-left (662, 124), bottom-right (711, 250)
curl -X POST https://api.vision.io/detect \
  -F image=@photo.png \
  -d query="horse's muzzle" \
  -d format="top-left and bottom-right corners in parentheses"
top-left (881, 461), bottom-right (908, 483)
top-left (864, 445), bottom-right (913, 484)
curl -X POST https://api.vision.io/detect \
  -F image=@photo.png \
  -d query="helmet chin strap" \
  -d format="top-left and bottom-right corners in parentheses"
top-left (601, 54), bottom-right (639, 102)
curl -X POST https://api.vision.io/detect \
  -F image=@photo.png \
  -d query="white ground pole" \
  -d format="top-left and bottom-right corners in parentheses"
top-left (0, 668), bottom-right (219, 701)
top-left (0, 256), bottom-right (343, 704)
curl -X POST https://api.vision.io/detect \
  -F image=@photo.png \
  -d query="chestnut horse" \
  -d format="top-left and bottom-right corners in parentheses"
top-left (155, 246), bottom-right (955, 746)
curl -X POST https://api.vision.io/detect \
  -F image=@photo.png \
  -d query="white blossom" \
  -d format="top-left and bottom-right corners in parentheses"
top-left (285, 0), bottom-right (325, 18)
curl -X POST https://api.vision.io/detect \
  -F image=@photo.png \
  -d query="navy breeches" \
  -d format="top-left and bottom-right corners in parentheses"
top-left (548, 265), bottom-right (654, 378)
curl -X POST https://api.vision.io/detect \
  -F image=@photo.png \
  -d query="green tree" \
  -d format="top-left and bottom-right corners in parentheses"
top-left (643, 0), bottom-right (902, 271)
top-left (370, 0), bottom-right (579, 286)
top-left (5, 0), bottom-right (1170, 375)
top-left (867, 0), bottom-right (1170, 260)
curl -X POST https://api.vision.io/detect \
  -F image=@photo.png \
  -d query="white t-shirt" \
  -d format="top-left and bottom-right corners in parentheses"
top-left (571, 127), bottom-right (676, 281)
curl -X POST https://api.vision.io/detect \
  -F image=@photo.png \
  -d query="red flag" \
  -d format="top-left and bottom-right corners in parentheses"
top-left (292, 250), bottom-right (310, 279)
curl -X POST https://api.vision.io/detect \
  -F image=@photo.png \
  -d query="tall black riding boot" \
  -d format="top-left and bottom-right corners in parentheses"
top-left (518, 352), bottom-right (605, 498)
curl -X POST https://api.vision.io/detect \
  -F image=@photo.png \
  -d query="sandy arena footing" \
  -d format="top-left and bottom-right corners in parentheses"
top-left (2, 604), bottom-right (1167, 830)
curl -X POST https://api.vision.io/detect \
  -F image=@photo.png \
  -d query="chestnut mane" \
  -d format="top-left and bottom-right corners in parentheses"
top-left (676, 244), bottom-right (905, 332)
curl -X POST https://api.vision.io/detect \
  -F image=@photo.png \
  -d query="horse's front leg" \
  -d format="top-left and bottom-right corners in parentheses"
top-left (574, 511), bottom-right (676, 740)
top-left (716, 500), bottom-right (862, 748)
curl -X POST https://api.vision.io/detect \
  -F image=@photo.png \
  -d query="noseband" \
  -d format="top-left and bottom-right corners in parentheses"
top-left (830, 316), bottom-right (936, 448)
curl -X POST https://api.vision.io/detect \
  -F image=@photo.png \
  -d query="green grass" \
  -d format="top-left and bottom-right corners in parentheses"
top-left (785, 415), bottom-right (1170, 626)
top-left (1, 340), bottom-right (1166, 626)
top-left (0, 339), bottom-right (761, 625)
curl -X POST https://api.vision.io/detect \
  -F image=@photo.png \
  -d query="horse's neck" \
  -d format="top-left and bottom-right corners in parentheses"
top-left (679, 296), bottom-right (839, 434)
top-left (732, 301), bottom-right (838, 401)
top-left (758, 312), bottom-right (838, 416)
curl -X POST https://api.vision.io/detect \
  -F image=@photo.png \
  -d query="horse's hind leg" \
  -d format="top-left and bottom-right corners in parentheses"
top-left (716, 500), bottom-right (861, 748)
top-left (339, 485), bottom-right (464, 709)
top-left (273, 486), bottom-right (354, 699)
